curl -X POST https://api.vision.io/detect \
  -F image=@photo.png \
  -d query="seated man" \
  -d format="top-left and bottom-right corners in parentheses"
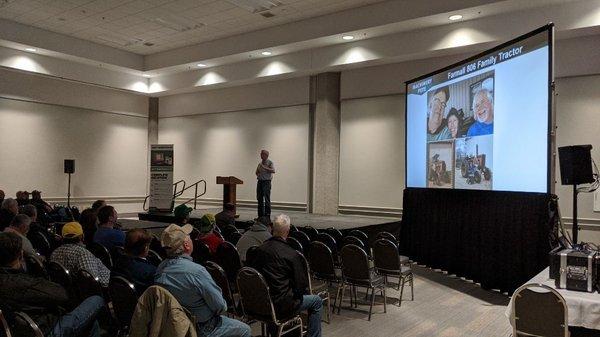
top-left (236, 215), bottom-right (272, 262)
top-left (0, 198), bottom-right (18, 231)
top-left (215, 203), bottom-right (236, 229)
top-left (254, 214), bottom-right (323, 337)
top-left (93, 205), bottom-right (125, 249)
top-left (114, 228), bottom-right (156, 294)
top-left (3, 214), bottom-right (36, 257)
top-left (30, 190), bottom-right (53, 215)
top-left (173, 203), bottom-right (193, 225)
top-left (23, 204), bottom-right (61, 251)
top-left (91, 200), bottom-right (106, 213)
top-left (51, 222), bottom-right (111, 286)
top-left (194, 214), bottom-right (224, 254)
top-left (155, 224), bottom-right (251, 337)
top-left (0, 232), bottom-right (105, 337)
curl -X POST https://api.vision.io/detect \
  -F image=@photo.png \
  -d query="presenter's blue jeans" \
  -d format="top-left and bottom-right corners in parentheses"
top-left (300, 295), bottom-right (323, 337)
top-left (50, 295), bottom-right (104, 337)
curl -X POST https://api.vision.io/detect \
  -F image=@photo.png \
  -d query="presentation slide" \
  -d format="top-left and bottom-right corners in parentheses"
top-left (405, 27), bottom-right (551, 193)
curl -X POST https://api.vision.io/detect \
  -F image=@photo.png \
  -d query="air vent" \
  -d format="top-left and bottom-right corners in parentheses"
top-left (226, 0), bottom-right (282, 14)
top-left (260, 11), bottom-right (275, 18)
top-left (96, 34), bottom-right (144, 47)
top-left (144, 42), bottom-right (155, 46)
top-left (141, 10), bottom-right (205, 33)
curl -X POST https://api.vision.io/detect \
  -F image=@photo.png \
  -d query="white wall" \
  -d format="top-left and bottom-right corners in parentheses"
top-left (339, 95), bottom-right (405, 215)
top-left (158, 105), bottom-right (309, 208)
top-left (0, 97), bottom-right (149, 213)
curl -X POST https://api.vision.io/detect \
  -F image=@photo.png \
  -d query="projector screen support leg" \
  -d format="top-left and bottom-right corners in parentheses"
top-left (572, 184), bottom-right (578, 245)
top-left (67, 172), bottom-right (71, 209)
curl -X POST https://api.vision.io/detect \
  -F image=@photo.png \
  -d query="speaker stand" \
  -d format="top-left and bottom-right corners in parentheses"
top-left (67, 172), bottom-right (72, 209)
top-left (572, 184), bottom-right (579, 245)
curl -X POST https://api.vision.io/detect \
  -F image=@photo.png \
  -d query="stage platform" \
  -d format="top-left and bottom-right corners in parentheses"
top-left (126, 207), bottom-right (401, 236)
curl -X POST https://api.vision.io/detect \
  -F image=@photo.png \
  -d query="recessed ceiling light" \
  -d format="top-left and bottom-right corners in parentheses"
top-left (143, 74), bottom-right (151, 77)
top-left (25, 48), bottom-right (37, 52)
top-left (261, 51), bottom-right (272, 56)
top-left (342, 35), bottom-right (354, 40)
top-left (449, 14), bottom-right (463, 21)
top-left (197, 63), bottom-right (207, 67)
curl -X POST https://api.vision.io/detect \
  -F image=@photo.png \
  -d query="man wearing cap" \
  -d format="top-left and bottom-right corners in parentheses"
top-left (51, 222), bottom-right (111, 286)
top-left (0, 232), bottom-right (105, 337)
top-left (174, 203), bottom-right (193, 225)
top-left (255, 149), bottom-right (275, 217)
top-left (155, 224), bottom-right (251, 337)
top-left (194, 214), bottom-right (224, 254)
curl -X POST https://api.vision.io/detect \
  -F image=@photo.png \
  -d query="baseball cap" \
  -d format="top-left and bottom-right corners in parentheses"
top-left (173, 203), bottom-right (193, 219)
top-left (62, 222), bottom-right (83, 238)
top-left (161, 224), bottom-right (193, 254)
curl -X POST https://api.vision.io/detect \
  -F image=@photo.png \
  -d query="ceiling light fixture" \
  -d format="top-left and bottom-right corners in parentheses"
top-left (143, 74), bottom-right (151, 77)
top-left (197, 63), bottom-right (207, 67)
top-left (342, 35), bottom-right (354, 40)
top-left (449, 14), bottom-right (463, 21)
top-left (261, 51), bottom-right (272, 56)
top-left (25, 48), bottom-right (37, 52)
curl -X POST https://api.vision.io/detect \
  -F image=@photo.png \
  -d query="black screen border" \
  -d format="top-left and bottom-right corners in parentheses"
top-left (404, 23), bottom-right (555, 194)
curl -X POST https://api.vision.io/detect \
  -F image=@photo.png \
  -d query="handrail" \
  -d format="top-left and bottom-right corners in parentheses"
top-left (178, 179), bottom-right (207, 210)
top-left (143, 179), bottom-right (187, 211)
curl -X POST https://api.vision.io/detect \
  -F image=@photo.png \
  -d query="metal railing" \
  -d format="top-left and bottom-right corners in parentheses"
top-left (142, 179), bottom-right (206, 211)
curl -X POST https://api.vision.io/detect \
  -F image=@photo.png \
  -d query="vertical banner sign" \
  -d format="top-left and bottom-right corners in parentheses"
top-left (149, 144), bottom-right (174, 212)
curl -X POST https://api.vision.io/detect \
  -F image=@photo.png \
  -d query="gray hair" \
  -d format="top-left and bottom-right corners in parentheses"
top-left (21, 204), bottom-right (37, 218)
top-left (472, 88), bottom-right (494, 112)
top-left (1, 198), bottom-right (17, 211)
top-left (272, 214), bottom-right (291, 237)
top-left (11, 214), bottom-right (31, 230)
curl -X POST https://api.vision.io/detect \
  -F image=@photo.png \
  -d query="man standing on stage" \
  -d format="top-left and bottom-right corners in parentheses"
top-left (255, 150), bottom-right (275, 217)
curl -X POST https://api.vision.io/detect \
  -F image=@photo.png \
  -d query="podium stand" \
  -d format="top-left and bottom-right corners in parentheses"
top-left (216, 176), bottom-right (243, 213)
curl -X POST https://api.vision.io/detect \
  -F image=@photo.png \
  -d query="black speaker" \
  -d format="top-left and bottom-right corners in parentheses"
top-left (64, 159), bottom-right (75, 174)
top-left (558, 145), bottom-right (594, 185)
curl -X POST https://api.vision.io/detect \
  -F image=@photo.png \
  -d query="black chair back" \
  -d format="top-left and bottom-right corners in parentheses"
top-left (290, 231), bottom-right (310, 254)
top-left (299, 226), bottom-right (319, 241)
top-left (372, 239), bottom-right (402, 274)
top-left (28, 231), bottom-right (51, 257)
top-left (324, 228), bottom-right (344, 250)
top-left (146, 249), bottom-right (163, 267)
top-left (191, 241), bottom-right (212, 265)
top-left (308, 242), bottom-right (337, 281)
top-left (374, 231), bottom-right (397, 244)
top-left (227, 232), bottom-right (242, 245)
top-left (236, 267), bottom-right (277, 322)
top-left (287, 237), bottom-right (303, 254)
top-left (316, 233), bottom-right (338, 255)
top-left (222, 225), bottom-right (240, 242)
top-left (0, 309), bottom-right (12, 337)
top-left (108, 276), bottom-right (138, 332)
top-left (111, 246), bottom-right (126, 262)
top-left (12, 312), bottom-right (43, 337)
top-left (149, 234), bottom-right (167, 259)
top-left (76, 269), bottom-right (104, 302)
top-left (245, 246), bottom-right (259, 266)
top-left (343, 236), bottom-right (366, 251)
top-left (87, 242), bottom-right (113, 269)
top-left (340, 244), bottom-right (370, 283)
top-left (215, 242), bottom-right (242, 284)
top-left (24, 254), bottom-right (47, 278)
top-left (289, 224), bottom-right (298, 233)
top-left (348, 230), bottom-right (369, 246)
top-left (47, 261), bottom-right (72, 289)
top-left (205, 261), bottom-right (236, 311)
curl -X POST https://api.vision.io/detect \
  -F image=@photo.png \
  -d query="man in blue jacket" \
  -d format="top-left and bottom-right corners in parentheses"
top-left (155, 224), bottom-right (251, 337)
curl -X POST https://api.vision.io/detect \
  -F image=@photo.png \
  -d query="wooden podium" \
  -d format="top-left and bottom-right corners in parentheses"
top-left (216, 176), bottom-right (243, 213)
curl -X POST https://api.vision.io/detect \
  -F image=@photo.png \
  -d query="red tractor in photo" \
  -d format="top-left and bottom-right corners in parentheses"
top-left (460, 145), bottom-right (492, 184)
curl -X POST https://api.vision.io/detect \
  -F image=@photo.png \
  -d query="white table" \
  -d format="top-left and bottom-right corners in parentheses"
top-left (505, 267), bottom-right (600, 330)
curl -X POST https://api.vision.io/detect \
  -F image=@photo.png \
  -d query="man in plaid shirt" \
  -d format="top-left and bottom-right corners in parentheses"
top-left (50, 222), bottom-right (111, 286)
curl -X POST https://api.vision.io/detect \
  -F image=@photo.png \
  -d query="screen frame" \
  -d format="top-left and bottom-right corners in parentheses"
top-left (404, 23), bottom-right (555, 194)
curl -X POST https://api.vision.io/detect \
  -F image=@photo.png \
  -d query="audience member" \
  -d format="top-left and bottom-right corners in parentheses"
top-left (215, 203), bottom-right (236, 229)
top-left (173, 203), bottom-right (193, 225)
top-left (51, 222), bottom-right (110, 286)
top-left (16, 191), bottom-right (31, 206)
top-left (194, 214), bottom-right (224, 254)
top-left (22, 204), bottom-right (61, 250)
top-left (0, 189), bottom-right (5, 204)
top-left (0, 232), bottom-right (105, 337)
top-left (91, 200), bottom-right (107, 213)
top-left (114, 228), bottom-right (156, 293)
top-left (254, 214), bottom-right (323, 337)
top-left (79, 208), bottom-right (99, 246)
top-left (30, 190), bottom-right (53, 214)
top-left (4, 214), bottom-right (36, 257)
top-left (0, 198), bottom-right (18, 231)
top-left (155, 224), bottom-right (251, 337)
top-left (93, 205), bottom-right (125, 249)
top-left (236, 215), bottom-right (272, 262)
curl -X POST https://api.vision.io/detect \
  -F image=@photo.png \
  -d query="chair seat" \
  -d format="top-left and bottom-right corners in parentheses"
top-left (377, 266), bottom-right (412, 277)
top-left (311, 279), bottom-right (329, 294)
top-left (346, 273), bottom-right (384, 288)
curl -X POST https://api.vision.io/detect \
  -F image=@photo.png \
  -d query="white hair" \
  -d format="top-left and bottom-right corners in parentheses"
top-left (472, 88), bottom-right (493, 112)
top-left (272, 214), bottom-right (291, 237)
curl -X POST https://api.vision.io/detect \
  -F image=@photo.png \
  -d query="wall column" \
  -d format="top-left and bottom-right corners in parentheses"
top-left (310, 72), bottom-right (341, 215)
top-left (147, 97), bottom-right (159, 194)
